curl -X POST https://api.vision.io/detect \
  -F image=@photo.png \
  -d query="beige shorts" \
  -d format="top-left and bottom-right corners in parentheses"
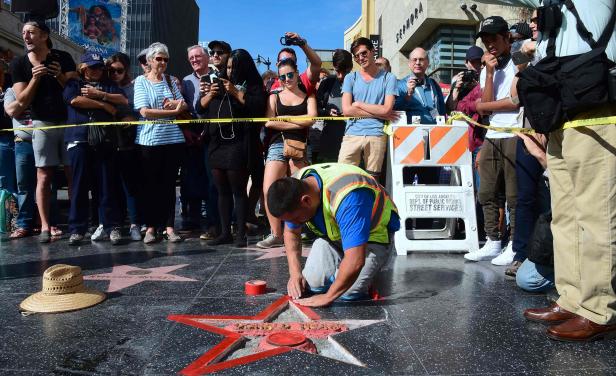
top-left (337, 134), bottom-right (388, 174)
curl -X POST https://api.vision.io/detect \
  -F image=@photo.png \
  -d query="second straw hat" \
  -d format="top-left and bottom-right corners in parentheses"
top-left (19, 264), bottom-right (106, 313)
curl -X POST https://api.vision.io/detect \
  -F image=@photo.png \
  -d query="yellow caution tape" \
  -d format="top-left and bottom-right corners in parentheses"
top-left (0, 116), bottom-right (363, 133)
top-left (4, 112), bottom-right (612, 134)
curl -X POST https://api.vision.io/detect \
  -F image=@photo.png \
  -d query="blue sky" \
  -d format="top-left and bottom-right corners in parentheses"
top-left (196, 0), bottom-right (361, 72)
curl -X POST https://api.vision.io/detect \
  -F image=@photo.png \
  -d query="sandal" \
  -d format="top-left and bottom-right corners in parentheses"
top-left (50, 227), bottom-right (64, 237)
top-left (9, 228), bottom-right (30, 239)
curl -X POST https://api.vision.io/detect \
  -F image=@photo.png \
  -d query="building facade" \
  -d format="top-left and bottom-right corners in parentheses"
top-left (347, 0), bottom-right (526, 83)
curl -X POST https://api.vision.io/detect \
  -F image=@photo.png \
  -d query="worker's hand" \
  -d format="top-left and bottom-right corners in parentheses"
top-left (287, 274), bottom-right (307, 299)
top-left (294, 293), bottom-right (334, 307)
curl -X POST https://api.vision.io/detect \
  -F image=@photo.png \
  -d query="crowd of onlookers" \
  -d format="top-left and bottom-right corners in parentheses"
top-left (0, 15), bottom-right (548, 277)
top-left (0, 12), bottom-right (587, 294)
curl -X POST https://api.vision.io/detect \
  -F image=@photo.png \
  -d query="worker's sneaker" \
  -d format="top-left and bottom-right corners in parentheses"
top-left (464, 238), bottom-right (501, 262)
top-left (129, 225), bottom-right (142, 241)
top-left (491, 241), bottom-right (515, 266)
top-left (256, 234), bottom-right (284, 249)
top-left (91, 224), bottom-right (108, 241)
top-left (68, 233), bottom-right (85, 246)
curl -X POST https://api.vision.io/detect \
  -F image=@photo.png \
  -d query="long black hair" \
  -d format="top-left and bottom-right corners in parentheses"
top-left (228, 49), bottom-right (262, 89)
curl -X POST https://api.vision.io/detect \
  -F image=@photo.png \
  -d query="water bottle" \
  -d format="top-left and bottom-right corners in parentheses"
top-left (412, 173), bottom-right (419, 186)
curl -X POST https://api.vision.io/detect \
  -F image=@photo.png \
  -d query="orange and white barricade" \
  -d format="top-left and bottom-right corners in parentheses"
top-left (389, 118), bottom-right (478, 255)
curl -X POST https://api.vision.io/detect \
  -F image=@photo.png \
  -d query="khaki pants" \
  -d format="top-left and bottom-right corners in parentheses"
top-left (477, 137), bottom-right (517, 240)
top-left (338, 135), bottom-right (387, 175)
top-left (548, 114), bottom-right (616, 325)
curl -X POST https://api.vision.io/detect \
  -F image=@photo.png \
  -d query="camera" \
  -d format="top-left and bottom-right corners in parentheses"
top-left (461, 69), bottom-right (479, 84)
top-left (280, 35), bottom-right (306, 46)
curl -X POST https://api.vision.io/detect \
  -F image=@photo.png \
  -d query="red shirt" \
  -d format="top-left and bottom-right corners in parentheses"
top-left (269, 70), bottom-right (316, 96)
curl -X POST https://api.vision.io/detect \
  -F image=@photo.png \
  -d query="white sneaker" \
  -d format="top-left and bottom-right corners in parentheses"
top-left (90, 224), bottom-right (108, 241)
top-left (256, 234), bottom-right (284, 249)
top-left (464, 238), bottom-right (501, 262)
top-left (491, 241), bottom-right (515, 266)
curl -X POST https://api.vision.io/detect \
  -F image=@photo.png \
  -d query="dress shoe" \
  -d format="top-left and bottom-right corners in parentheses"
top-left (523, 303), bottom-right (577, 324)
top-left (547, 316), bottom-right (616, 342)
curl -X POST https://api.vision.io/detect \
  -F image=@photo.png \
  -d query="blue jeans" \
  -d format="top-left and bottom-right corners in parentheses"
top-left (14, 141), bottom-right (37, 230)
top-left (0, 134), bottom-right (16, 193)
top-left (513, 138), bottom-right (550, 261)
top-left (516, 259), bottom-right (555, 293)
top-left (68, 143), bottom-right (122, 235)
top-left (180, 145), bottom-right (206, 227)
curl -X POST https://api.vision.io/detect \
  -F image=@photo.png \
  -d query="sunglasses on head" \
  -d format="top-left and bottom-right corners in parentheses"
top-left (353, 50), bottom-right (370, 59)
top-left (210, 50), bottom-right (225, 56)
top-left (109, 68), bottom-right (125, 75)
top-left (278, 72), bottom-right (295, 81)
top-left (154, 56), bottom-right (169, 62)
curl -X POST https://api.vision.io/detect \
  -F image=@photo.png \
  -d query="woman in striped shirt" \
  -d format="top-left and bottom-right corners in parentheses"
top-left (133, 42), bottom-right (187, 244)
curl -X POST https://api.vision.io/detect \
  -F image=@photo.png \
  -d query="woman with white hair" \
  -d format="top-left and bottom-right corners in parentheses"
top-left (133, 42), bottom-right (187, 244)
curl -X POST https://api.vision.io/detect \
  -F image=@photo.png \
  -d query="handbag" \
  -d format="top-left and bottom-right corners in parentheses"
top-left (517, 0), bottom-right (616, 134)
top-left (164, 75), bottom-right (202, 146)
top-left (527, 211), bottom-right (553, 266)
top-left (282, 135), bottom-right (307, 160)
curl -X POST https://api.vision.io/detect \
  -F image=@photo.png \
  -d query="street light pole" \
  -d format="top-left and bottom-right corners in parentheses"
top-left (254, 54), bottom-right (272, 70)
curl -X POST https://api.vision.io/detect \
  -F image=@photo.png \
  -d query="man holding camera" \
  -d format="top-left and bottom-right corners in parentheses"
top-left (269, 32), bottom-right (322, 96)
top-left (10, 17), bottom-right (77, 243)
top-left (478, 0), bottom-right (616, 342)
top-left (395, 47), bottom-right (445, 125)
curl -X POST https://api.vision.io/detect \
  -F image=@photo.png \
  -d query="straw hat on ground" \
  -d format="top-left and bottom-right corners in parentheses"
top-left (19, 264), bottom-right (106, 313)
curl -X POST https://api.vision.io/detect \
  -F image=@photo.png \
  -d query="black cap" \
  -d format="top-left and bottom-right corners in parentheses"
top-left (24, 14), bottom-right (50, 34)
top-left (475, 16), bottom-right (509, 39)
top-left (207, 40), bottom-right (231, 53)
top-left (466, 46), bottom-right (484, 61)
top-left (510, 22), bottom-right (532, 39)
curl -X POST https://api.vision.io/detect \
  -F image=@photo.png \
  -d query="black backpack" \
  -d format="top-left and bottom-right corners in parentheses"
top-left (517, 0), bottom-right (616, 134)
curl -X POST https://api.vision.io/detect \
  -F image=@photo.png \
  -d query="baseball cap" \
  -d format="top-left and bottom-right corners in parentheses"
top-left (137, 48), bottom-right (148, 64)
top-left (208, 40), bottom-right (231, 53)
top-left (80, 51), bottom-right (104, 67)
top-left (465, 46), bottom-right (484, 61)
top-left (24, 15), bottom-right (51, 34)
top-left (475, 16), bottom-right (509, 39)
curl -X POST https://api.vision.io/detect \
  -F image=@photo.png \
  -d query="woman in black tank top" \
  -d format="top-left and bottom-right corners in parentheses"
top-left (257, 59), bottom-right (317, 248)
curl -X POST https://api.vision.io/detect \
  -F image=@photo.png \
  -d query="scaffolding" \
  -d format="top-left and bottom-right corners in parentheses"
top-left (58, 0), bottom-right (128, 53)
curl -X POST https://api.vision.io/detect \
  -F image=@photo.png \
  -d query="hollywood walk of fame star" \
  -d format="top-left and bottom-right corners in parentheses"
top-left (242, 245), bottom-right (311, 261)
top-left (84, 264), bottom-right (197, 292)
top-left (167, 295), bottom-right (384, 375)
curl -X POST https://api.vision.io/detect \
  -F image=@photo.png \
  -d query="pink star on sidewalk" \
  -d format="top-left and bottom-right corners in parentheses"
top-left (84, 264), bottom-right (198, 292)
top-left (243, 245), bottom-right (311, 260)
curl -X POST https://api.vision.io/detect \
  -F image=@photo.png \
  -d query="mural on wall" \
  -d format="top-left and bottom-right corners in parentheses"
top-left (68, 0), bottom-right (122, 57)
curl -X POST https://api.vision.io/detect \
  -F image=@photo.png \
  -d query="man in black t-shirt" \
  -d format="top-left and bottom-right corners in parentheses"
top-left (9, 18), bottom-right (78, 243)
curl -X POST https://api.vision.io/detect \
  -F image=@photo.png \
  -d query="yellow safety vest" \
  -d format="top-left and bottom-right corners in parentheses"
top-left (295, 163), bottom-right (398, 245)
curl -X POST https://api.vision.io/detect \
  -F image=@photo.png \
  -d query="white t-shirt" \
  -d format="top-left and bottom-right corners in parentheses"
top-left (480, 58), bottom-right (519, 138)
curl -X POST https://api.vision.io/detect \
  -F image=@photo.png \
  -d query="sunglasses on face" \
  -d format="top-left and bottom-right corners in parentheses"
top-left (88, 64), bottom-right (104, 71)
top-left (278, 72), bottom-right (295, 81)
top-left (210, 50), bottom-right (225, 56)
top-left (154, 56), bottom-right (169, 62)
top-left (353, 50), bottom-right (369, 59)
top-left (109, 68), bottom-right (125, 75)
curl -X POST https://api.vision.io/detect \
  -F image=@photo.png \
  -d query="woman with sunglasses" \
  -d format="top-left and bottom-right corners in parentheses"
top-left (62, 51), bottom-right (128, 246)
top-left (133, 42), bottom-right (188, 244)
top-left (105, 52), bottom-right (142, 242)
top-left (257, 58), bottom-right (317, 249)
top-left (197, 49), bottom-right (266, 246)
